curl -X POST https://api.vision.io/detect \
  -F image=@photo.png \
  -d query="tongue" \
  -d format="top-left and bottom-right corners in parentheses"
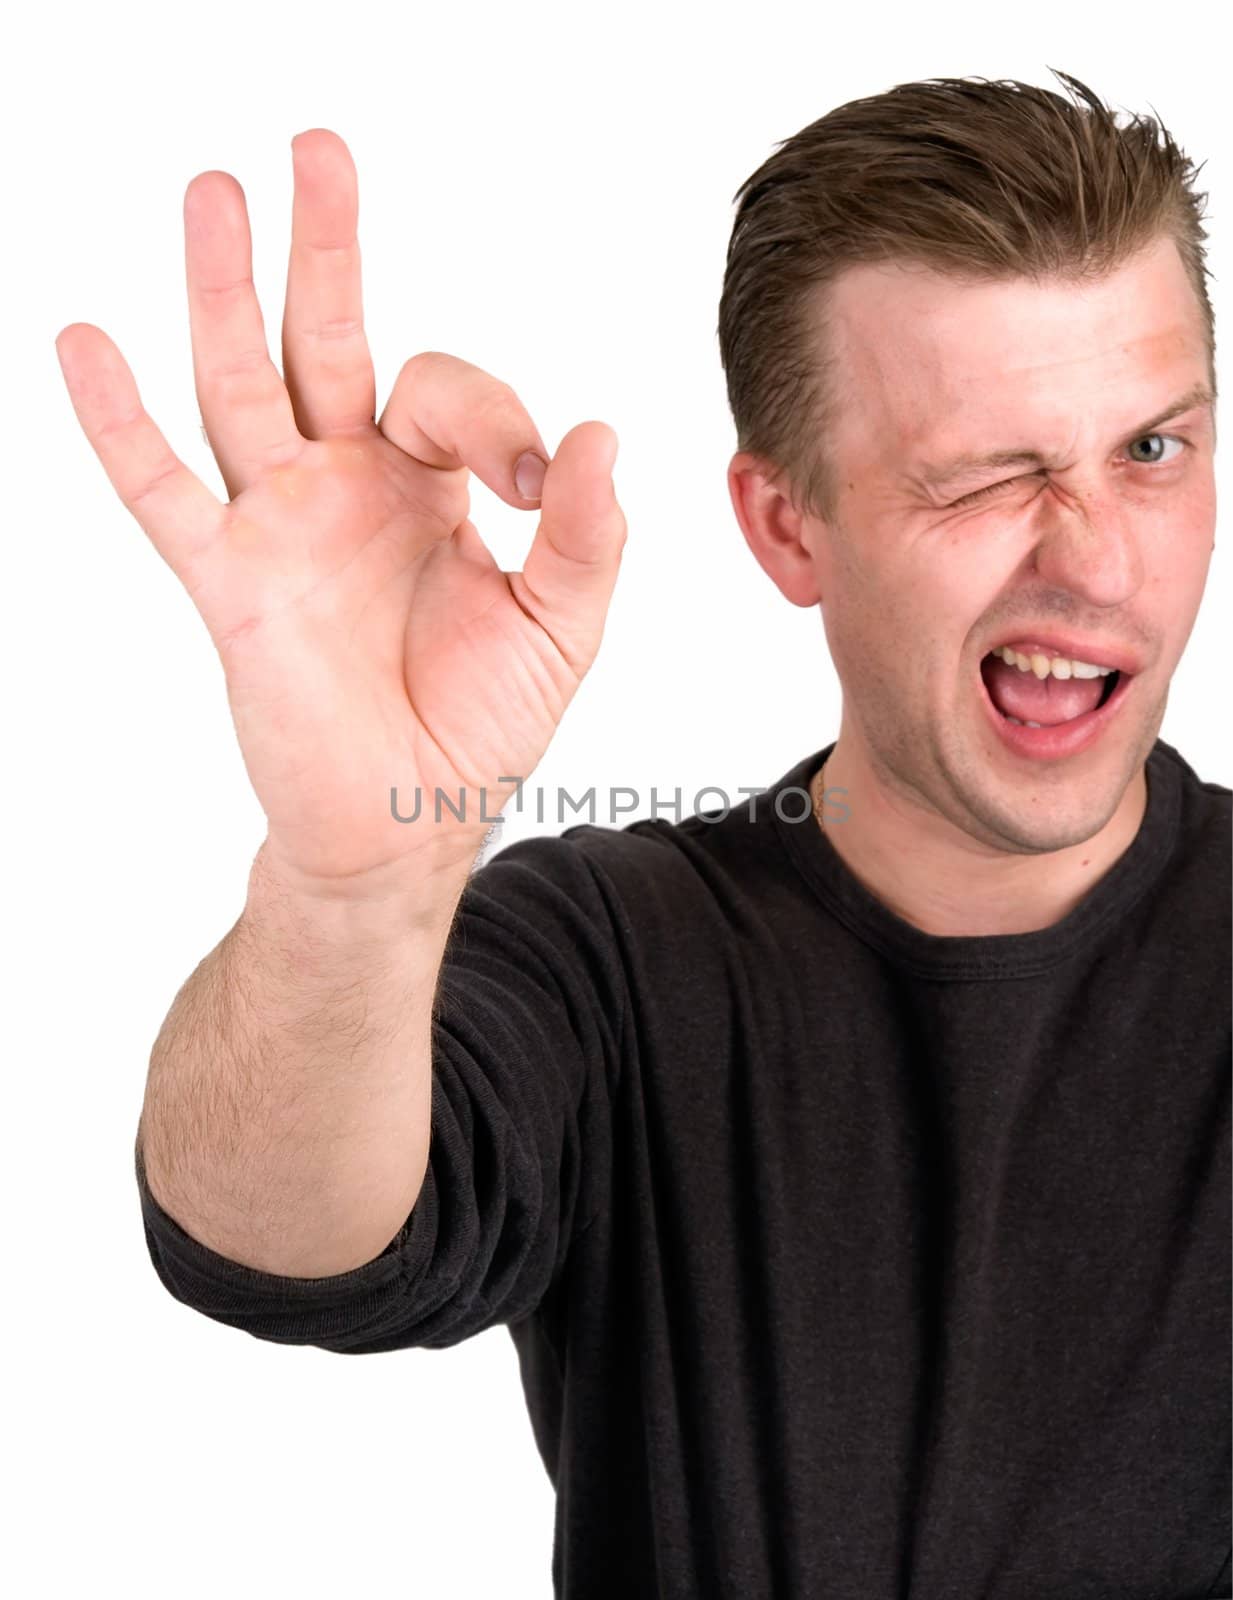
top-left (983, 655), bottom-right (1105, 725)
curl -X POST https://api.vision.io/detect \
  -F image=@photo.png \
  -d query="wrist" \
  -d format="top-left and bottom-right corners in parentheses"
top-left (244, 833), bottom-right (483, 952)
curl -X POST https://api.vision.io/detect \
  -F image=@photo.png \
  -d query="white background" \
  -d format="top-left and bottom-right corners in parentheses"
top-left (7, 3), bottom-right (1227, 1596)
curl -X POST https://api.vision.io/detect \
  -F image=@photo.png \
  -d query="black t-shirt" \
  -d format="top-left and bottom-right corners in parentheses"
top-left (134, 736), bottom-right (1232, 1599)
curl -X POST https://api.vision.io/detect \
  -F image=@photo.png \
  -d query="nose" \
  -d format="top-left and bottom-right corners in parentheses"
top-left (1029, 481), bottom-right (1146, 609)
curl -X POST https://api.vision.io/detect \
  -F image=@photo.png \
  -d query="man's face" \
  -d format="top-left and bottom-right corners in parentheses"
top-left (806, 235), bottom-right (1216, 854)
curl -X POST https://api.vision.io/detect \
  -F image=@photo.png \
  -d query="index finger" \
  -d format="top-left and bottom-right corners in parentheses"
top-left (377, 349), bottom-right (553, 507)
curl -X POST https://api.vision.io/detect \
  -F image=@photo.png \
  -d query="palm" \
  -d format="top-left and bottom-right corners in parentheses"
top-left (56, 129), bottom-right (625, 888)
top-left (196, 429), bottom-right (583, 877)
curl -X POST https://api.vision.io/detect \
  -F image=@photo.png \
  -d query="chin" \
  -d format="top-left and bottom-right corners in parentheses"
top-left (980, 799), bottom-right (1122, 857)
top-left (959, 731), bottom-right (1152, 857)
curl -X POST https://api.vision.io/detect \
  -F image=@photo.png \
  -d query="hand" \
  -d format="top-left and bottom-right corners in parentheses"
top-left (55, 129), bottom-right (627, 894)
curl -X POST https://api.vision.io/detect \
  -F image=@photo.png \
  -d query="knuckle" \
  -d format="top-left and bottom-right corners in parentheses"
top-left (400, 349), bottom-right (452, 380)
top-left (298, 316), bottom-right (364, 345)
top-left (207, 347), bottom-right (273, 384)
top-left (301, 238), bottom-right (354, 260)
top-left (127, 459), bottom-right (181, 510)
top-left (96, 406), bottom-right (144, 444)
top-left (196, 275), bottom-right (254, 308)
top-left (473, 379), bottom-right (519, 421)
top-left (394, 353), bottom-right (528, 431)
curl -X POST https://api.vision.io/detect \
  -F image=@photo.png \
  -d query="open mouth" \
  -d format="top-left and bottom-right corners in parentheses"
top-left (980, 654), bottom-right (1121, 723)
top-left (978, 648), bottom-right (1133, 757)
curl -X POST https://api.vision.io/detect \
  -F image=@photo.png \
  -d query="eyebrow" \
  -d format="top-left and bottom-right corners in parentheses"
top-left (917, 381), bottom-right (1216, 489)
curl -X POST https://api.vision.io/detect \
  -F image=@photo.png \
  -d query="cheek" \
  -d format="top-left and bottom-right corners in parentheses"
top-left (829, 608), bottom-right (932, 709)
top-left (1143, 555), bottom-right (1212, 675)
top-left (1143, 493), bottom-right (1215, 613)
top-left (831, 516), bottom-right (1011, 676)
top-left (934, 521), bottom-right (1024, 594)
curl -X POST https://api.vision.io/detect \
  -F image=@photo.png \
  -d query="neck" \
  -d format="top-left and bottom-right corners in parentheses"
top-left (811, 731), bottom-right (1149, 937)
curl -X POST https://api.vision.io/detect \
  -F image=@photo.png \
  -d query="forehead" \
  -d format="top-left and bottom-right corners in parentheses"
top-left (823, 236), bottom-right (1209, 471)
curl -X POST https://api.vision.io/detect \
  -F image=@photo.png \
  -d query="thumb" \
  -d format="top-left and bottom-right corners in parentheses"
top-left (516, 421), bottom-right (627, 675)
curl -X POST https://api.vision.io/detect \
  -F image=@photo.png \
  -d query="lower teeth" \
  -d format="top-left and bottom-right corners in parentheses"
top-left (1005, 717), bottom-right (1042, 727)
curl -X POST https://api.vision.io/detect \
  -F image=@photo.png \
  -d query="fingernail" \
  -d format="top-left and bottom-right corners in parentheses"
top-left (514, 451), bottom-right (547, 500)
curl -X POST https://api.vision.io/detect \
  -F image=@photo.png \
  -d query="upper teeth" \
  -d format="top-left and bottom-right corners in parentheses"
top-left (992, 646), bottom-right (1113, 681)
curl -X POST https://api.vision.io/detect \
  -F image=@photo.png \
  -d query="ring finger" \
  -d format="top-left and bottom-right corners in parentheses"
top-left (184, 170), bottom-right (303, 500)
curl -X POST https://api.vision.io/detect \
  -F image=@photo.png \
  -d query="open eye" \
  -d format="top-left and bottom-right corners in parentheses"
top-left (949, 433), bottom-right (1187, 509)
top-left (1125, 433), bottom-right (1186, 466)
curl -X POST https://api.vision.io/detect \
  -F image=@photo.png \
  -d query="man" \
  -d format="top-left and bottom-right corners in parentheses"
top-left (56, 69), bottom-right (1230, 1598)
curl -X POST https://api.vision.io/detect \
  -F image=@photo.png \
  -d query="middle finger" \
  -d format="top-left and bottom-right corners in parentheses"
top-left (281, 129), bottom-right (377, 441)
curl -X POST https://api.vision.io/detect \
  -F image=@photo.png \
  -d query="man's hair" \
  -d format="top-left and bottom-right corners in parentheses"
top-left (716, 68), bottom-right (1217, 525)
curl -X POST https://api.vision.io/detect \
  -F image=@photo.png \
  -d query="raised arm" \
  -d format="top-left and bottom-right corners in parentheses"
top-left (56, 129), bottom-right (627, 1278)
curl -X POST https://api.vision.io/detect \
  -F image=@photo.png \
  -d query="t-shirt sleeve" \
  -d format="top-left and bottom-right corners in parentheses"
top-left (133, 827), bottom-right (630, 1355)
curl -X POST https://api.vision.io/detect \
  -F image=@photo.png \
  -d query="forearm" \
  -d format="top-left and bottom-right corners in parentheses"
top-left (136, 835), bottom-right (484, 1278)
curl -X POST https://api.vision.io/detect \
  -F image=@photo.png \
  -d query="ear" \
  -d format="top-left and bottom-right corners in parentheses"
top-left (727, 452), bottom-right (823, 607)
